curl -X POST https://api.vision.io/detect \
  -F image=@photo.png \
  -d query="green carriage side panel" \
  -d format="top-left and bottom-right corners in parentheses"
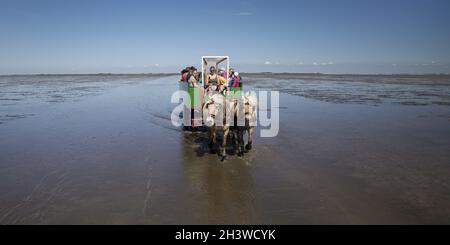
top-left (227, 84), bottom-right (243, 100)
top-left (229, 87), bottom-right (243, 92)
top-left (188, 86), bottom-right (201, 109)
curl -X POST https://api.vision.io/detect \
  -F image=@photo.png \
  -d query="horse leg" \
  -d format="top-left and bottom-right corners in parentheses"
top-left (209, 125), bottom-right (216, 153)
top-left (221, 126), bottom-right (229, 160)
top-left (245, 126), bottom-right (254, 151)
top-left (237, 127), bottom-right (245, 156)
top-left (232, 129), bottom-right (239, 154)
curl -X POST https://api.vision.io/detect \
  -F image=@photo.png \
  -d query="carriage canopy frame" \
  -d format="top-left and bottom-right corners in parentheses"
top-left (201, 56), bottom-right (229, 85)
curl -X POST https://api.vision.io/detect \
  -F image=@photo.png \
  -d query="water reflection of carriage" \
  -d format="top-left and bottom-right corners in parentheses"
top-left (179, 56), bottom-right (256, 160)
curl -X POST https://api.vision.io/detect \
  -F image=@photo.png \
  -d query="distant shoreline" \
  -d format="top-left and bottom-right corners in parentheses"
top-left (0, 73), bottom-right (177, 77)
top-left (1, 72), bottom-right (449, 77)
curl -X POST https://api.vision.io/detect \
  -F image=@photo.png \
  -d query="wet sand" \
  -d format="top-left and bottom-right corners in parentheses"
top-left (1, 74), bottom-right (450, 224)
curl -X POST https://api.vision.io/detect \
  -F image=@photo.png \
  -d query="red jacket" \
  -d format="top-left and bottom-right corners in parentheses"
top-left (231, 76), bottom-right (240, 87)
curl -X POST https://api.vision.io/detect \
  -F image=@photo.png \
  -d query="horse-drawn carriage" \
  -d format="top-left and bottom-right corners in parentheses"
top-left (179, 56), bottom-right (255, 159)
top-left (179, 56), bottom-right (243, 129)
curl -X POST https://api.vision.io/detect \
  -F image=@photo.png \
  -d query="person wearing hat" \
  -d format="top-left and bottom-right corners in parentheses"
top-left (231, 72), bottom-right (241, 87)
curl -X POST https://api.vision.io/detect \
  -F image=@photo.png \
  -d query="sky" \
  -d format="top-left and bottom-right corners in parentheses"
top-left (1, 0), bottom-right (450, 74)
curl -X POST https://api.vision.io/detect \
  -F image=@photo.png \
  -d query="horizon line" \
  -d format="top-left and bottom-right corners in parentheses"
top-left (1, 72), bottom-right (450, 77)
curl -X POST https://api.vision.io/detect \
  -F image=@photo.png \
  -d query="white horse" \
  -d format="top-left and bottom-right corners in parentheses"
top-left (232, 92), bottom-right (257, 156)
top-left (203, 91), bottom-right (257, 160)
top-left (203, 93), bottom-right (231, 159)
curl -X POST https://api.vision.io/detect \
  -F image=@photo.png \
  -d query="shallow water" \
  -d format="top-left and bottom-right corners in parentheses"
top-left (246, 74), bottom-right (450, 106)
top-left (0, 74), bottom-right (449, 224)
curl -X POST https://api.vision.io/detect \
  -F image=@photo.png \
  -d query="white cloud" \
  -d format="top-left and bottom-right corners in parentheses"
top-left (144, 64), bottom-right (160, 68)
top-left (264, 61), bottom-right (272, 65)
top-left (419, 62), bottom-right (441, 66)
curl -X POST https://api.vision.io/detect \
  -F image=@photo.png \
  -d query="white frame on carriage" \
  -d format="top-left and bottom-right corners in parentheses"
top-left (179, 56), bottom-right (230, 129)
top-left (201, 56), bottom-right (229, 86)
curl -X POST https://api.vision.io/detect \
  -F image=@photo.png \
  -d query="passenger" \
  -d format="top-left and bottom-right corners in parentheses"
top-left (228, 68), bottom-right (234, 79)
top-left (188, 68), bottom-right (200, 88)
top-left (181, 66), bottom-right (190, 82)
top-left (227, 68), bottom-right (235, 86)
top-left (180, 69), bottom-right (186, 82)
top-left (218, 68), bottom-right (227, 78)
top-left (230, 72), bottom-right (241, 87)
top-left (219, 70), bottom-right (226, 80)
top-left (230, 72), bottom-right (240, 88)
top-left (193, 69), bottom-right (200, 83)
top-left (217, 70), bottom-right (228, 93)
top-left (205, 66), bottom-right (218, 90)
top-left (188, 69), bottom-right (205, 105)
